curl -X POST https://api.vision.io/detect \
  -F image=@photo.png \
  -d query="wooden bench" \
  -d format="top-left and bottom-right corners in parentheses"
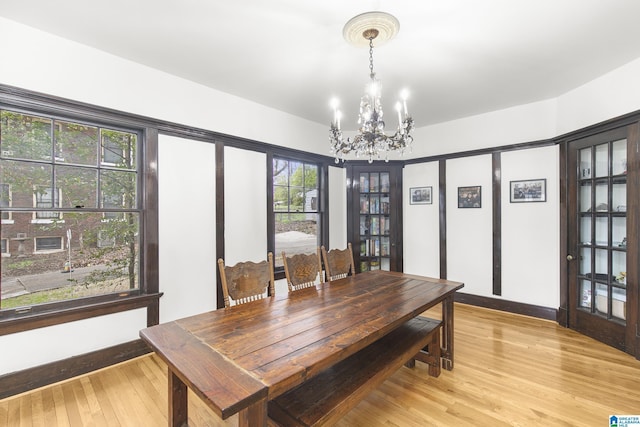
top-left (267, 316), bottom-right (442, 427)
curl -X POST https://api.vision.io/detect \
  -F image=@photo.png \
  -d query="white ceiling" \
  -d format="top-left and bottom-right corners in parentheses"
top-left (2, 0), bottom-right (640, 130)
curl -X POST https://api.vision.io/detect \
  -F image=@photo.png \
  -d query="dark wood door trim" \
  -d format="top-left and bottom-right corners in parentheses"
top-left (492, 152), bottom-right (502, 296)
top-left (439, 160), bottom-right (447, 279)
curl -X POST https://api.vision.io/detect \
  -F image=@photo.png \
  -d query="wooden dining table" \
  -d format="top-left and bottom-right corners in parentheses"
top-left (139, 270), bottom-right (464, 427)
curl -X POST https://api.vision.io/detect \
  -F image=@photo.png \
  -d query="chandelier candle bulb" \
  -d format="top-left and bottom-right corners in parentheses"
top-left (401, 89), bottom-right (409, 115)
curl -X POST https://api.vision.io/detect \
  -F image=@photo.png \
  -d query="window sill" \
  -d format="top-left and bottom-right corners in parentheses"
top-left (0, 292), bottom-right (163, 336)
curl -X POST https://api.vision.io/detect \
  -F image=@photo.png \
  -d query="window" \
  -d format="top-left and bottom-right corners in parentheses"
top-left (1, 238), bottom-right (7, 254)
top-left (273, 157), bottom-right (320, 268)
top-left (35, 236), bottom-right (63, 252)
top-left (0, 183), bottom-right (10, 221)
top-left (0, 109), bottom-right (141, 312)
top-left (34, 186), bottom-right (61, 220)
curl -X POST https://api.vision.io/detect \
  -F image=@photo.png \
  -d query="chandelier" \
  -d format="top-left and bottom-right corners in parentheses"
top-left (329, 12), bottom-right (414, 163)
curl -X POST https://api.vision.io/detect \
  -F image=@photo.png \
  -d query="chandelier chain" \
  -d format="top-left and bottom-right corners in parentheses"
top-left (369, 38), bottom-right (375, 78)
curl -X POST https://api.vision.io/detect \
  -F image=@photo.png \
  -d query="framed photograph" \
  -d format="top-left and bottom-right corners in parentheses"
top-left (410, 186), bottom-right (432, 205)
top-left (458, 186), bottom-right (481, 208)
top-left (510, 179), bottom-right (546, 203)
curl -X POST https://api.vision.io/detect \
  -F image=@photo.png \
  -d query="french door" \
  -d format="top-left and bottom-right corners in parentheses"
top-left (567, 125), bottom-right (638, 355)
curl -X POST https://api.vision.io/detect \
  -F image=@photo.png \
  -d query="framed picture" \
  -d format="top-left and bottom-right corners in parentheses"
top-left (458, 186), bottom-right (481, 208)
top-left (510, 178), bottom-right (546, 203)
top-left (410, 186), bottom-right (432, 205)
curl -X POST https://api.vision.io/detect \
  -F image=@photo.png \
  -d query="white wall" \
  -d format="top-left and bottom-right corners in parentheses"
top-left (403, 162), bottom-right (440, 278)
top-left (557, 57), bottom-right (640, 135)
top-left (0, 310), bottom-right (146, 374)
top-left (328, 166), bottom-right (347, 250)
top-left (0, 17), bottom-right (328, 156)
top-left (445, 156), bottom-right (494, 295)
top-left (501, 146), bottom-right (560, 308)
top-left (158, 135), bottom-right (217, 322)
top-left (223, 147), bottom-right (268, 264)
top-left (409, 99), bottom-right (558, 158)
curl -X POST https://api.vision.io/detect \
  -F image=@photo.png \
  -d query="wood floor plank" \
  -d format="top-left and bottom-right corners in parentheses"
top-left (2, 303), bottom-right (640, 426)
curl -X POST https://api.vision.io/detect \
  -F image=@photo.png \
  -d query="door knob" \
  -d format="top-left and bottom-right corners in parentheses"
top-left (566, 255), bottom-right (575, 261)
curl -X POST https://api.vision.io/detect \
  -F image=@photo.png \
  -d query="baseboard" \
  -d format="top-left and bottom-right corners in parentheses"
top-left (454, 292), bottom-right (558, 321)
top-left (0, 339), bottom-right (151, 400)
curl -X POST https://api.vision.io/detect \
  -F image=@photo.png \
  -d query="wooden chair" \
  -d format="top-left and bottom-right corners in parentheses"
top-left (217, 252), bottom-right (275, 308)
top-left (282, 248), bottom-right (323, 292)
top-left (321, 243), bottom-right (355, 281)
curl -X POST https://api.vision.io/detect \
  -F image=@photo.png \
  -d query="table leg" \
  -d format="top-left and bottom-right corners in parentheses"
top-left (441, 295), bottom-right (454, 370)
top-left (238, 397), bottom-right (267, 427)
top-left (168, 369), bottom-right (188, 427)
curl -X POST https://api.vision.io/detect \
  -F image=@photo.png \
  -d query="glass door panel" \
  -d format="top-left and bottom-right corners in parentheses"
top-left (612, 139), bottom-right (627, 176)
top-left (579, 182), bottom-right (592, 212)
top-left (595, 217), bottom-right (608, 246)
top-left (594, 143), bottom-right (608, 177)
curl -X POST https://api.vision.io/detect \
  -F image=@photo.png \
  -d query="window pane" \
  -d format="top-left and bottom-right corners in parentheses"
top-left (273, 159), bottom-right (288, 185)
top-left (1, 211), bottom-right (140, 310)
top-left (274, 212), bottom-right (318, 268)
top-left (304, 164), bottom-right (318, 188)
top-left (100, 170), bottom-right (137, 209)
top-left (1, 161), bottom-right (52, 208)
top-left (274, 185), bottom-right (288, 211)
top-left (55, 120), bottom-right (98, 166)
top-left (101, 129), bottom-right (137, 169)
top-left (56, 165), bottom-right (98, 208)
top-left (0, 111), bottom-right (52, 161)
top-left (289, 186), bottom-right (304, 211)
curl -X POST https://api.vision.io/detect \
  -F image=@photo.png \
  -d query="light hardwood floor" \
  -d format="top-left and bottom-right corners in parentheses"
top-left (2, 303), bottom-right (640, 426)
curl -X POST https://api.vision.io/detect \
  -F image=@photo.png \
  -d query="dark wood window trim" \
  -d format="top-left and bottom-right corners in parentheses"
top-left (0, 293), bottom-right (162, 336)
top-left (0, 85), bottom-right (161, 334)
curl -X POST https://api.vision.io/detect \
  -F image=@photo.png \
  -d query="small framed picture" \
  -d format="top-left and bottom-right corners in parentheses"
top-left (510, 179), bottom-right (546, 203)
top-left (410, 186), bottom-right (432, 205)
top-left (458, 186), bottom-right (481, 208)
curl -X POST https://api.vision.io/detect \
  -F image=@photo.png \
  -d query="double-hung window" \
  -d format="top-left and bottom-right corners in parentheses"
top-left (272, 157), bottom-right (320, 268)
top-left (0, 109), bottom-right (141, 311)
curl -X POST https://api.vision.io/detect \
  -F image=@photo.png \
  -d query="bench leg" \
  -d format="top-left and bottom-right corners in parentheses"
top-left (404, 359), bottom-right (416, 368)
top-left (427, 329), bottom-right (441, 377)
top-left (412, 328), bottom-right (442, 377)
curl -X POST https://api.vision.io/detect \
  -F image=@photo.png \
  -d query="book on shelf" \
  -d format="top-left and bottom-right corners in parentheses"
top-left (380, 173), bottom-right (390, 192)
top-left (360, 174), bottom-right (369, 193)
top-left (370, 173), bottom-right (379, 192)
